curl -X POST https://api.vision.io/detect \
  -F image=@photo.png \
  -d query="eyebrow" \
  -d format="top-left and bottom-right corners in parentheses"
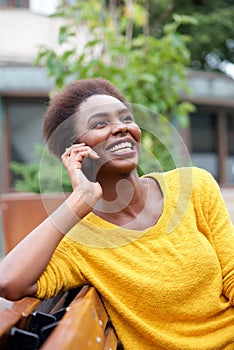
top-left (87, 108), bottom-right (130, 122)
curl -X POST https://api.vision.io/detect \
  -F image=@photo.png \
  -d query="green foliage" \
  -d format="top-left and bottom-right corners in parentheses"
top-left (10, 144), bottom-right (72, 193)
top-left (161, 0), bottom-right (234, 70)
top-left (35, 0), bottom-right (195, 175)
top-left (10, 161), bottom-right (40, 193)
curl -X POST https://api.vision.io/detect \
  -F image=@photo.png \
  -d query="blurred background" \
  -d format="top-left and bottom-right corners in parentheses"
top-left (0, 0), bottom-right (233, 257)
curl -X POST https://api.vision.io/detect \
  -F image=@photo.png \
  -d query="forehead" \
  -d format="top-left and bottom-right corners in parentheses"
top-left (77, 94), bottom-right (127, 117)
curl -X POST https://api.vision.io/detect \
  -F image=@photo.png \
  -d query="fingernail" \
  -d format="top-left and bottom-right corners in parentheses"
top-left (92, 151), bottom-right (100, 158)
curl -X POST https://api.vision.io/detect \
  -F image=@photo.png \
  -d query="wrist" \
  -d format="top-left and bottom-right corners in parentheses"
top-left (66, 189), bottom-right (95, 219)
top-left (48, 191), bottom-right (94, 235)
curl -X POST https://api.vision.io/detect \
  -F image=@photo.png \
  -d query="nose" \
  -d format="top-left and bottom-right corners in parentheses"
top-left (111, 122), bottom-right (130, 135)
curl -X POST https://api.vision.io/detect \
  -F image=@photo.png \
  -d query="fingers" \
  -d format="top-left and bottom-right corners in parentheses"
top-left (66, 144), bottom-right (99, 159)
top-left (61, 143), bottom-right (100, 169)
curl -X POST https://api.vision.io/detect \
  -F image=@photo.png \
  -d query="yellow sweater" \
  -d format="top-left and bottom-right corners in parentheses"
top-left (36, 167), bottom-right (234, 350)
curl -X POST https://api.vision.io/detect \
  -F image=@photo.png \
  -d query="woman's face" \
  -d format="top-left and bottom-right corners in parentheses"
top-left (75, 94), bottom-right (141, 177)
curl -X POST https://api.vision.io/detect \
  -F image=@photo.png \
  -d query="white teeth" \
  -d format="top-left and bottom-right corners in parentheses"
top-left (114, 148), bottom-right (132, 153)
top-left (108, 142), bottom-right (133, 153)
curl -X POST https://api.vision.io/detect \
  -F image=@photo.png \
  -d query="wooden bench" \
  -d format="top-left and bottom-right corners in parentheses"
top-left (0, 285), bottom-right (122, 349)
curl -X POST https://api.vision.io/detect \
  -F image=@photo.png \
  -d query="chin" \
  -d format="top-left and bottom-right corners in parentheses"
top-left (98, 159), bottom-right (138, 176)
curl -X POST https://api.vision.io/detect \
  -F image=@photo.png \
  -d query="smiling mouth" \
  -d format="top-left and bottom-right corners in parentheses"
top-left (107, 141), bottom-right (134, 154)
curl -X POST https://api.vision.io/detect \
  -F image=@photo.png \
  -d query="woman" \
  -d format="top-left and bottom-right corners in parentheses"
top-left (1, 78), bottom-right (234, 349)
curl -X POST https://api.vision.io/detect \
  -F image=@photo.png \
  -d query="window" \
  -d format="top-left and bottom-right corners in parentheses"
top-left (190, 106), bottom-right (218, 181)
top-left (191, 109), bottom-right (217, 153)
top-left (0, 0), bottom-right (29, 8)
top-left (227, 114), bottom-right (234, 155)
top-left (2, 96), bottom-right (48, 190)
top-left (190, 106), bottom-right (234, 185)
top-left (7, 97), bottom-right (47, 164)
top-left (227, 114), bottom-right (234, 183)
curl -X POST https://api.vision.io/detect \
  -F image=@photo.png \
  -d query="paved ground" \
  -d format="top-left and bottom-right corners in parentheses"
top-left (221, 188), bottom-right (234, 224)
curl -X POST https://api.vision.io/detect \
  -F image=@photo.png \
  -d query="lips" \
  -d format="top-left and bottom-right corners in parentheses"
top-left (106, 140), bottom-right (134, 154)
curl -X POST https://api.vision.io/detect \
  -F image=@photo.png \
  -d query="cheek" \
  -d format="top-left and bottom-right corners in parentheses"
top-left (132, 125), bottom-right (141, 143)
top-left (78, 131), bottom-right (106, 150)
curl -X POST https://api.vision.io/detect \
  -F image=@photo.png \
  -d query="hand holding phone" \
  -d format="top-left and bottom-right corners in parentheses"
top-left (61, 143), bottom-right (102, 206)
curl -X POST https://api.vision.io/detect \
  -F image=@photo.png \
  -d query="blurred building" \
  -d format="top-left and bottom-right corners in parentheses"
top-left (0, 1), bottom-right (233, 220)
top-left (182, 70), bottom-right (234, 187)
top-left (0, 0), bottom-right (60, 193)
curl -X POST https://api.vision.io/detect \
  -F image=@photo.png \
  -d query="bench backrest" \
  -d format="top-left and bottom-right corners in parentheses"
top-left (0, 285), bottom-right (121, 350)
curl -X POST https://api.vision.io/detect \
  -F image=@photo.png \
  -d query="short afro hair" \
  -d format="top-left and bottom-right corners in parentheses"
top-left (43, 78), bottom-right (128, 157)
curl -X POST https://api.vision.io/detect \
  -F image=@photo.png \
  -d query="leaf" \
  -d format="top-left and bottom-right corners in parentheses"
top-left (172, 14), bottom-right (199, 26)
top-left (59, 25), bottom-right (75, 45)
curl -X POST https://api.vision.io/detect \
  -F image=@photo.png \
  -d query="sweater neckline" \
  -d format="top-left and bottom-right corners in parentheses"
top-left (85, 172), bottom-right (169, 234)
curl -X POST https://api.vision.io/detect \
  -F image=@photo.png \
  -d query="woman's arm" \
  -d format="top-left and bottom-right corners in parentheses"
top-left (194, 168), bottom-right (234, 303)
top-left (0, 144), bottom-right (102, 300)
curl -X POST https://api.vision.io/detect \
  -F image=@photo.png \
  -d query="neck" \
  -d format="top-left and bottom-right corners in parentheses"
top-left (93, 170), bottom-right (150, 217)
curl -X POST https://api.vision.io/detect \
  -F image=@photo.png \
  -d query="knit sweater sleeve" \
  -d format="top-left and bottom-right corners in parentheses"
top-left (194, 168), bottom-right (234, 304)
top-left (35, 237), bottom-right (88, 299)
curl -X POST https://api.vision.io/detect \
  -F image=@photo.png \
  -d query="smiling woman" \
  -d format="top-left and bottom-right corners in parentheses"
top-left (74, 95), bottom-right (142, 180)
top-left (0, 78), bottom-right (234, 350)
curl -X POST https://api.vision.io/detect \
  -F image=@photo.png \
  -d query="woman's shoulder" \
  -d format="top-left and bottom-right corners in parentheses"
top-left (144, 166), bottom-right (218, 198)
top-left (146, 166), bottom-right (215, 183)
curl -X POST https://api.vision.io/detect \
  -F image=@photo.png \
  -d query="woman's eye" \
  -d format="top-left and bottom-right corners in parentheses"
top-left (92, 121), bottom-right (107, 129)
top-left (122, 115), bottom-right (134, 123)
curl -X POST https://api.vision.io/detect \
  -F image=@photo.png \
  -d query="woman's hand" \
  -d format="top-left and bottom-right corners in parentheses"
top-left (61, 143), bottom-right (103, 209)
top-left (0, 143), bottom-right (103, 300)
